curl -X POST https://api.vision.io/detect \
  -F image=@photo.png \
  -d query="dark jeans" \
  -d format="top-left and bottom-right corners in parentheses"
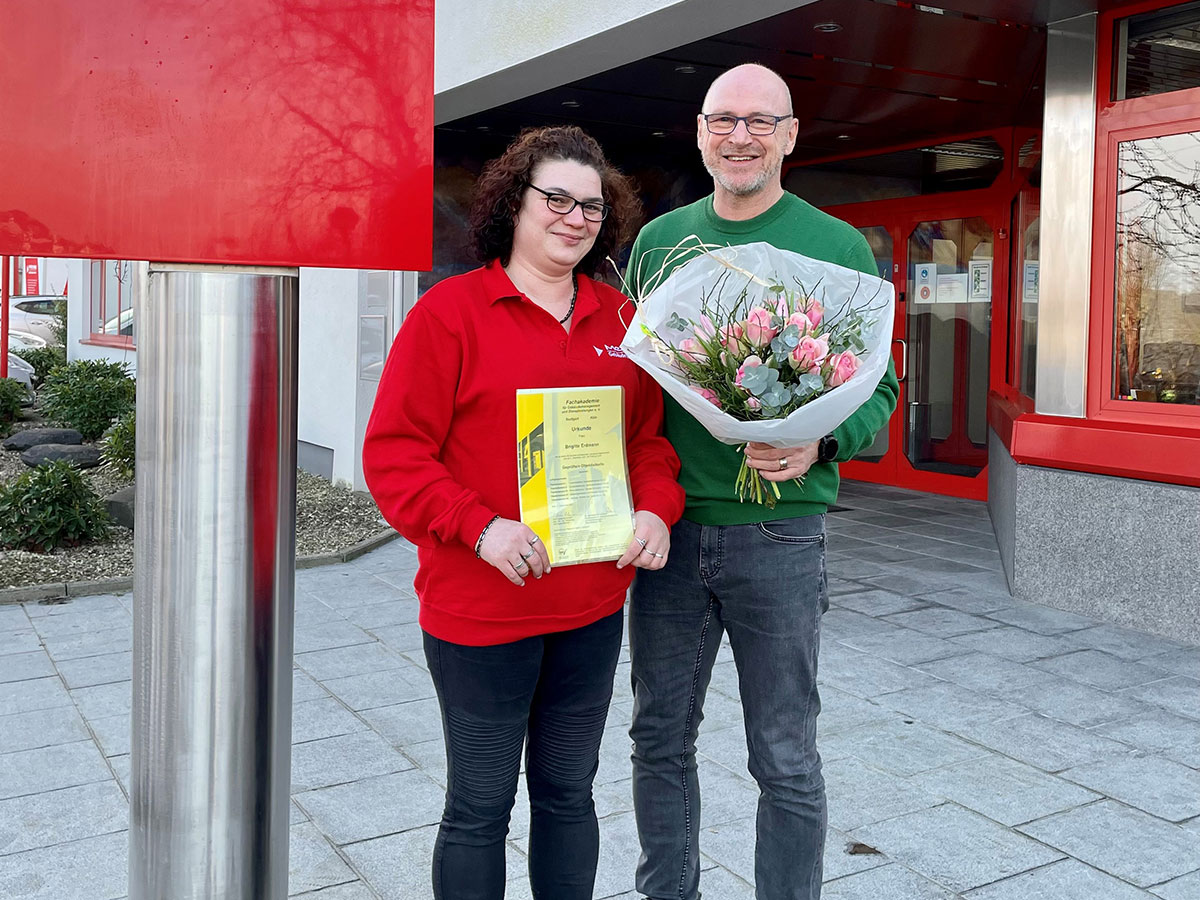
top-left (423, 609), bottom-right (623, 900)
top-left (629, 516), bottom-right (828, 900)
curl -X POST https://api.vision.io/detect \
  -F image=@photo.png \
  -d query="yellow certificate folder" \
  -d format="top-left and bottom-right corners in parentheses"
top-left (517, 385), bottom-right (635, 566)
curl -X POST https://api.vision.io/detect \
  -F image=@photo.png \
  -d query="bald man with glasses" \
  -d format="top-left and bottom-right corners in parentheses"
top-left (626, 64), bottom-right (899, 900)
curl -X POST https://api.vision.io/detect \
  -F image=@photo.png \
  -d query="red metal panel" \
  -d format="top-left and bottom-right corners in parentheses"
top-left (0, 0), bottom-right (433, 270)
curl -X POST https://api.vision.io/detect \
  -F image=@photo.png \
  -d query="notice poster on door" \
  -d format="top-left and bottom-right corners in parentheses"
top-left (1023, 261), bottom-right (1040, 304)
top-left (968, 260), bottom-right (992, 303)
top-left (936, 273), bottom-right (969, 304)
top-left (913, 264), bottom-right (937, 304)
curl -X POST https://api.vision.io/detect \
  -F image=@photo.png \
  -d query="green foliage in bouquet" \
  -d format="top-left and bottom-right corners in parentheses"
top-left (13, 345), bottom-right (67, 385)
top-left (655, 275), bottom-right (883, 421)
top-left (0, 460), bottom-right (112, 552)
top-left (40, 360), bottom-right (136, 441)
top-left (646, 271), bottom-right (887, 508)
top-left (100, 412), bottom-right (136, 481)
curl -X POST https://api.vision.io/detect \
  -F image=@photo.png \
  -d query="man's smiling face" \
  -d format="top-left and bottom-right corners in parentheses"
top-left (697, 66), bottom-right (798, 200)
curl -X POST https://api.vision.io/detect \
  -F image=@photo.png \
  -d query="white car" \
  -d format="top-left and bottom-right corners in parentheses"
top-left (7, 295), bottom-right (63, 345)
top-left (8, 329), bottom-right (47, 352)
top-left (5, 352), bottom-right (35, 394)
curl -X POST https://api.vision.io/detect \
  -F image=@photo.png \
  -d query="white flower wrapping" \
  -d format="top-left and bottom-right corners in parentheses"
top-left (620, 240), bottom-right (896, 450)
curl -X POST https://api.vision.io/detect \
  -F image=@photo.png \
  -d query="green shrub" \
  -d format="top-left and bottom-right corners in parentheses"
top-left (0, 377), bottom-right (26, 429)
top-left (100, 411), bottom-right (136, 480)
top-left (12, 345), bottom-right (67, 385)
top-left (0, 460), bottom-right (111, 552)
top-left (40, 360), bottom-right (136, 441)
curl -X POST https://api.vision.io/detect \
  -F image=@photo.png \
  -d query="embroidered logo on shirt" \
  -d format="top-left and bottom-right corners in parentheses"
top-left (594, 345), bottom-right (627, 359)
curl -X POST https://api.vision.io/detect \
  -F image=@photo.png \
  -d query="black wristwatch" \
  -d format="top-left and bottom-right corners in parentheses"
top-left (817, 434), bottom-right (839, 464)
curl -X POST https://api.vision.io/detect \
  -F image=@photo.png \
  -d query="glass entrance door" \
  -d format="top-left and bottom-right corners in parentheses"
top-left (905, 217), bottom-right (992, 478)
top-left (836, 202), bottom-right (1007, 500)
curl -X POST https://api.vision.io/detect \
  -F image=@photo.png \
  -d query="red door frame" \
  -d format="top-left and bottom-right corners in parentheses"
top-left (786, 128), bottom-right (1029, 500)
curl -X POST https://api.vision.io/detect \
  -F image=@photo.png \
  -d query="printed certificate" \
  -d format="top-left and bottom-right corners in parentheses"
top-left (516, 386), bottom-right (635, 565)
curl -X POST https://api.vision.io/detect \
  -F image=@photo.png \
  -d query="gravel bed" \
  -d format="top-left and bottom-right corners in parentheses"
top-left (1, 427), bottom-right (390, 588)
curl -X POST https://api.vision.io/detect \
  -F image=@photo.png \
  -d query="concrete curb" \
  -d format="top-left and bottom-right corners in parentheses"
top-left (0, 528), bottom-right (401, 605)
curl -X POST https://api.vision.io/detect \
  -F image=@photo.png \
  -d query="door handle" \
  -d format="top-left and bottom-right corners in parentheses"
top-left (892, 338), bottom-right (908, 382)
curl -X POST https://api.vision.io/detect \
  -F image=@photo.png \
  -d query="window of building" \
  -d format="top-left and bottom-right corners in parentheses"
top-left (1113, 129), bottom-right (1200, 405)
top-left (1115, 0), bottom-right (1200, 100)
top-left (1095, 2), bottom-right (1200, 419)
top-left (89, 259), bottom-right (135, 346)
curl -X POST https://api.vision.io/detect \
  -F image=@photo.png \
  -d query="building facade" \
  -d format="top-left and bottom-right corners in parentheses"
top-left (28, 0), bottom-right (1197, 638)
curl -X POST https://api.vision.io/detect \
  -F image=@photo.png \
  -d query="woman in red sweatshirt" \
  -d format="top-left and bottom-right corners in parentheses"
top-left (362, 125), bottom-right (684, 900)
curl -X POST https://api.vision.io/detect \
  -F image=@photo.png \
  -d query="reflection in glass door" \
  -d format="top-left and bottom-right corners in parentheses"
top-left (906, 218), bottom-right (992, 476)
top-left (855, 225), bottom-right (894, 463)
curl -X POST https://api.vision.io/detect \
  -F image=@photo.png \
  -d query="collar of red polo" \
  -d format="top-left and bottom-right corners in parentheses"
top-left (481, 258), bottom-right (601, 322)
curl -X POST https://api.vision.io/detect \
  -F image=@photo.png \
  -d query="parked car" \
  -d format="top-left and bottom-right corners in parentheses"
top-left (7, 329), bottom-right (47, 352)
top-left (5, 352), bottom-right (35, 394)
top-left (7, 295), bottom-right (64, 345)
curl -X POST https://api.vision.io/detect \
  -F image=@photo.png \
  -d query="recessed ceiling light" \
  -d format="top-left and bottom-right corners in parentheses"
top-left (476, 125), bottom-right (490, 132)
top-left (814, 21), bottom-right (842, 33)
top-left (836, 134), bottom-right (852, 141)
top-left (651, 131), bottom-right (667, 137)
top-left (561, 99), bottom-right (580, 108)
top-left (674, 65), bottom-right (697, 74)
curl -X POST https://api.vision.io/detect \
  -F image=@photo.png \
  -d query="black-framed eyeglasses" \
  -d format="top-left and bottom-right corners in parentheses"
top-left (524, 182), bottom-right (610, 221)
top-left (702, 113), bottom-right (793, 136)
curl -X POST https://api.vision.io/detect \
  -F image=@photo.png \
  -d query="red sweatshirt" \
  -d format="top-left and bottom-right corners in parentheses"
top-left (362, 261), bottom-right (685, 646)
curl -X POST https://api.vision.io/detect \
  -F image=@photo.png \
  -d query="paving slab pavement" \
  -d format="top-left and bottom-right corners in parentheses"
top-left (1, 482), bottom-right (1198, 898)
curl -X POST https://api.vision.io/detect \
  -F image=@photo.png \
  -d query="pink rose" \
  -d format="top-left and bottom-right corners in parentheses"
top-left (802, 298), bottom-right (824, 328)
top-left (789, 335), bottom-right (829, 372)
top-left (718, 321), bottom-right (748, 355)
top-left (744, 307), bottom-right (778, 348)
top-left (774, 296), bottom-right (791, 318)
top-left (745, 396), bottom-right (762, 411)
top-left (828, 350), bottom-right (861, 387)
top-left (697, 314), bottom-right (717, 339)
top-left (679, 337), bottom-right (707, 365)
top-left (690, 385), bottom-right (721, 408)
top-left (787, 311), bottom-right (813, 336)
top-left (735, 354), bottom-right (764, 390)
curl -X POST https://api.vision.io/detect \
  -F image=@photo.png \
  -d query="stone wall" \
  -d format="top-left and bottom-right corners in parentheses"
top-left (989, 434), bottom-right (1200, 643)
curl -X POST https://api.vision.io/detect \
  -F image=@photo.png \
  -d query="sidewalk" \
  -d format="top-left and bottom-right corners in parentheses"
top-left (0, 481), bottom-right (1197, 899)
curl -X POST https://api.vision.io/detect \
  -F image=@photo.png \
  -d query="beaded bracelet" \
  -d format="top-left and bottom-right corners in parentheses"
top-left (474, 515), bottom-right (501, 558)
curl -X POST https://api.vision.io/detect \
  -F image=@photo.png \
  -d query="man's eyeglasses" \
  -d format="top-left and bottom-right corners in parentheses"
top-left (702, 113), bottom-right (793, 136)
top-left (525, 183), bottom-right (610, 222)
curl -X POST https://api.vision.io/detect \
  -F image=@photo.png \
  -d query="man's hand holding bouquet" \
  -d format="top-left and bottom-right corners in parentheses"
top-left (620, 239), bottom-right (895, 507)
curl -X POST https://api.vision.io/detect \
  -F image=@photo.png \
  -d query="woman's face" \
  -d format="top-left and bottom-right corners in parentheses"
top-left (510, 159), bottom-right (604, 274)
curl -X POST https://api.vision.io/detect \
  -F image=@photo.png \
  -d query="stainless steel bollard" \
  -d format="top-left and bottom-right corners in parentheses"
top-left (130, 264), bottom-right (299, 900)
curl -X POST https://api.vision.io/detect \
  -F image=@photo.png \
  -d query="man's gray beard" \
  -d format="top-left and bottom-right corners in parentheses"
top-left (703, 158), bottom-right (778, 197)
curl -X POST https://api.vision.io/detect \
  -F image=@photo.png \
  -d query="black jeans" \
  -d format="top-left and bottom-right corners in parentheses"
top-left (423, 609), bottom-right (623, 900)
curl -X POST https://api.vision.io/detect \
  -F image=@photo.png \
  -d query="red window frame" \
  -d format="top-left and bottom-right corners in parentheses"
top-left (1090, 0), bottom-right (1200, 427)
top-left (85, 259), bottom-right (135, 349)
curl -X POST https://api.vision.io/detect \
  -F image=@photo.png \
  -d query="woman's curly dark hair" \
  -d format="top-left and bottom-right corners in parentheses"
top-left (468, 126), bottom-right (641, 277)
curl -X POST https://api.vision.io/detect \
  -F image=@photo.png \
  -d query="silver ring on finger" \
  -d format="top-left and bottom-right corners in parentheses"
top-left (513, 559), bottom-right (528, 570)
top-left (635, 536), bottom-right (648, 548)
top-left (520, 549), bottom-right (534, 560)
top-left (652, 552), bottom-right (664, 558)
top-left (778, 457), bottom-right (788, 470)
top-left (528, 535), bottom-right (541, 545)
top-left (639, 546), bottom-right (652, 555)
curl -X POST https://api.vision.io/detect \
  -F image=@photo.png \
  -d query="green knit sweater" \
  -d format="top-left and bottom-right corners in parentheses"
top-left (629, 192), bottom-right (900, 525)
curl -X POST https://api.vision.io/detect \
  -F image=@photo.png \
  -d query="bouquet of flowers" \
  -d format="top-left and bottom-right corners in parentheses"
top-left (620, 240), bottom-right (895, 506)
